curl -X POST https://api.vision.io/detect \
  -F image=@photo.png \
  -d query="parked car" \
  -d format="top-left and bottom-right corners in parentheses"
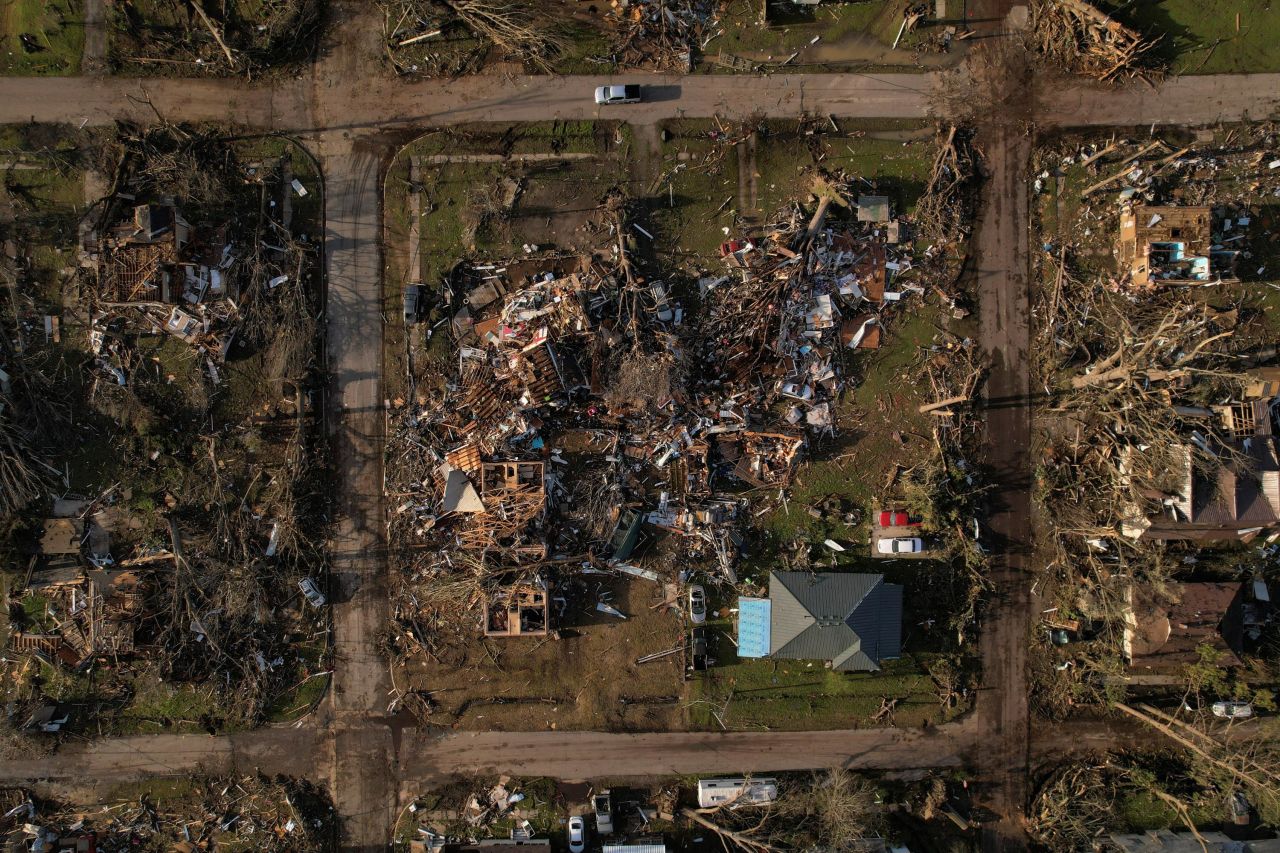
top-left (298, 577), bottom-right (327, 607)
top-left (594, 84), bottom-right (641, 105)
top-left (689, 627), bottom-right (709, 672)
top-left (568, 816), bottom-right (586, 853)
top-left (403, 283), bottom-right (422, 324)
top-left (688, 585), bottom-right (706, 624)
top-left (1212, 700), bottom-right (1254, 719)
top-left (877, 536), bottom-right (923, 555)
top-left (593, 790), bottom-right (613, 835)
top-left (878, 509), bottom-right (920, 527)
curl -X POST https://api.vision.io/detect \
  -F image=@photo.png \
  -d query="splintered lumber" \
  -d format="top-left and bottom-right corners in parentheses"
top-left (1080, 139), bottom-right (1120, 168)
top-left (398, 29), bottom-right (443, 47)
top-left (1033, 0), bottom-right (1161, 83)
top-left (1080, 140), bottom-right (1164, 196)
top-left (636, 645), bottom-right (684, 664)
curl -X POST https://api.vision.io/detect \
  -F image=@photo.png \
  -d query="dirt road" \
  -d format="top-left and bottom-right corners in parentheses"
top-left (973, 124), bottom-right (1034, 852)
top-left (309, 8), bottom-right (401, 851)
top-left (2, 71), bottom-right (1277, 132)
top-left (401, 725), bottom-right (974, 784)
top-left (0, 730), bottom-right (317, 786)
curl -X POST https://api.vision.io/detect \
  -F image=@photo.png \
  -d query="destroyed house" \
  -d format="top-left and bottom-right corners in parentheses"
top-left (1123, 396), bottom-right (1280, 542)
top-left (10, 569), bottom-right (149, 668)
top-left (94, 203), bottom-right (235, 307)
top-left (719, 430), bottom-right (806, 488)
top-left (444, 459), bottom-right (548, 552)
top-left (1133, 438), bottom-right (1280, 542)
top-left (1118, 204), bottom-right (1237, 288)
top-left (482, 579), bottom-right (551, 637)
top-left (747, 571), bottom-right (903, 672)
top-left (1123, 582), bottom-right (1245, 672)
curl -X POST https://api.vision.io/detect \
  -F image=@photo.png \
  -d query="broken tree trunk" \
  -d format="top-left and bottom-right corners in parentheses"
top-left (680, 809), bottom-right (780, 853)
top-left (189, 1), bottom-right (239, 70)
top-left (919, 394), bottom-right (970, 414)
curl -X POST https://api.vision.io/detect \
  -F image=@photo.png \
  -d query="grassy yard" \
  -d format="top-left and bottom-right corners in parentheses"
top-left (0, 0), bottom-right (82, 74)
top-left (708, 0), bottom-right (944, 70)
top-left (1098, 0), bottom-right (1280, 74)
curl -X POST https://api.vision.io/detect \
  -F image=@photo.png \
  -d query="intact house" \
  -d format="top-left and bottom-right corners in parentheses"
top-left (1122, 581), bottom-right (1245, 675)
top-left (1118, 203), bottom-right (1239, 289)
top-left (737, 571), bottom-right (902, 672)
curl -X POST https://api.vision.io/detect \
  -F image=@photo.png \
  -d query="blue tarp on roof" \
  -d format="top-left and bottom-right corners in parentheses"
top-left (737, 597), bottom-right (771, 658)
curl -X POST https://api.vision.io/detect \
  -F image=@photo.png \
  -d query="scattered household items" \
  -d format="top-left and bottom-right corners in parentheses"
top-left (0, 776), bottom-right (334, 852)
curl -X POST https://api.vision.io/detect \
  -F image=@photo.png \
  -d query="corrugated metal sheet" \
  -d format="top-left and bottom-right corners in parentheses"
top-left (737, 598), bottom-right (771, 658)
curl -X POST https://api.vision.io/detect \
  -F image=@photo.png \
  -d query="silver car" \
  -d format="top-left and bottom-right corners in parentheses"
top-left (1212, 700), bottom-right (1254, 719)
top-left (594, 84), bottom-right (641, 105)
top-left (568, 816), bottom-right (586, 853)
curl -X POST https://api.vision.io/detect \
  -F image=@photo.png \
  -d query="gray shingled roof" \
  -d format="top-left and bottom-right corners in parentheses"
top-left (769, 571), bottom-right (902, 672)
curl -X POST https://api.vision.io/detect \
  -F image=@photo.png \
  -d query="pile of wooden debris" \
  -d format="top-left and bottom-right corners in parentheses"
top-left (1030, 0), bottom-right (1162, 83)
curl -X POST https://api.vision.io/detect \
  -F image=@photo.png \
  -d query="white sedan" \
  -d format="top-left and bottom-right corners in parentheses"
top-left (877, 537), bottom-right (923, 555)
top-left (568, 816), bottom-right (586, 853)
top-left (688, 585), bottom-right (707, 624)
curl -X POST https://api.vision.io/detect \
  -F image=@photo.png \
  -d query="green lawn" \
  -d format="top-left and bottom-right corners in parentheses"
top-left (709, 0), bottom-right (936, 68)
top-left (691, 641), bottom-right (958, 730)
top-left (1098, 0), bottom-right (1280, 74)
top-left (0, 0), bottom-right (82, 74)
